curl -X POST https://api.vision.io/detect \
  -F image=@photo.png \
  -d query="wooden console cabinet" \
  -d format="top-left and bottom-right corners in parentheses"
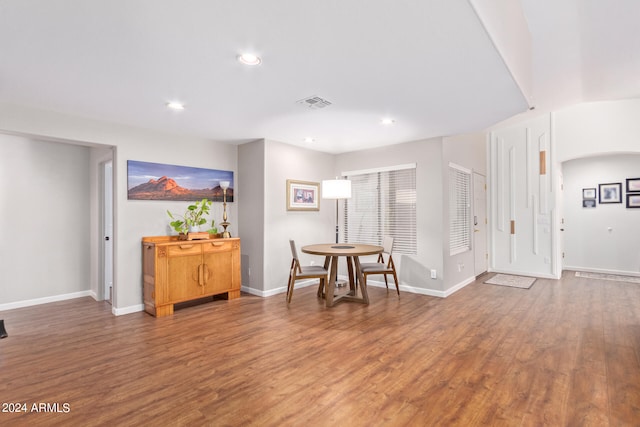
top-left (142, 236), bottom-right (241, 317)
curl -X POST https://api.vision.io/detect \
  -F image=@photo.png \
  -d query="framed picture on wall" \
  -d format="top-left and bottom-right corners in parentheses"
top-left (583, 199), bottom-right (596, 208)
top-left (582, 188), bottom-right (596, 199)
top-left (127, 160), bottom-right (234, 202)
top-left (627, 194), bottom-right (640, 208)
top-left (599, 182), bottom-right (622, 204)
top-left (627, 178), bottom-right (640, 193)
top-left (286, 180), bottom-right (320, 211)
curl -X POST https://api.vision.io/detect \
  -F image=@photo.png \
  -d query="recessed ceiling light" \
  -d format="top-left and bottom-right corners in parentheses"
top-left (166, 102), bottom-right (185, 111)
top-left (304, 137), bottom-right (315, 143)
top-left (237, 53), bottom-right (262, 66)
top-left (381, 118), bottom-right (395, 125)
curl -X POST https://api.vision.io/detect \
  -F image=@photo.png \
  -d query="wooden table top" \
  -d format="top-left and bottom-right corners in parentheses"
top-left (301, 243), bottom-right (383, 257)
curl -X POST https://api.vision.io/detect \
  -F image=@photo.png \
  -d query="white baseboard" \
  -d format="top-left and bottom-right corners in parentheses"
top-left (364, 275), bottom-right (475, 298)
top-left (112, 304), bottom-right (145, 316)
top-left (563, 266), bottom-right (640, 278)
top-left (0, 290), bottom-right (92, 312)
top-left (244, 276), bottom-right (477, 300)
top-left (242, 278), bottom-right (318, 298)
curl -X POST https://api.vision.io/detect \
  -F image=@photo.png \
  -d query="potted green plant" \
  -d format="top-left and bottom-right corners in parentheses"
top-left (167, 198), bottom-right (212, 237)
top-left (207, 219), bottom-right (219, 237)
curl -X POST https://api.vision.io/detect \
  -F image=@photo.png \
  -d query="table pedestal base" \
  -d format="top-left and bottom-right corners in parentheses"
top-left (324, 255), bottom-right (369, 307)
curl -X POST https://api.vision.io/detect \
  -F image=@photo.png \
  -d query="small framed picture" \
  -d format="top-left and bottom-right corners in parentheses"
top-left (627, 178), bottom-right (640, 193)
top-left (583, 199), bottom-right (596, 208)
top-left (286, 180), bottom-right (320, 211)
top-left (599, 182), bottom-right (622, 204)
top-left (582, 188), bottom-right (596, 199)
top-left (627, 194), bottom-right (640, 209)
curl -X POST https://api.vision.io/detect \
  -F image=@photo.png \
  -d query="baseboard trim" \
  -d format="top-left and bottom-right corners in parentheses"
top-left (563, 266), bottom-right (640, 278)
top-left (0, 290), bottom-right (92, 312)
top-left (365, 276), bottom-right (475, 298)
top-left (112, 304), bottom-right (145, 316)
top-left (242, 278), bottom-right (319, 298)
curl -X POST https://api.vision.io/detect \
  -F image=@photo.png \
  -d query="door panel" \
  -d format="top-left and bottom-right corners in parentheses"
top-left (167, 254), bottom-right (201, 302)
top-left (473, 172), bottom-right (487, 275)
top-left (489, 114), bottom-right (554, 276)
top-left (203, 251), bottom-right (233, 294)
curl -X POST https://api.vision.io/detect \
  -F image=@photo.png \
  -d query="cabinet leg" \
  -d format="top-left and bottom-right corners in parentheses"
top-left (155, 305), bottom-right (174, 317)
top-left (227, 290), bottom-right (241, 299)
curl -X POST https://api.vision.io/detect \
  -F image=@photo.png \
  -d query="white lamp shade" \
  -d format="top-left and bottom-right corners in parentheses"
top-left (322, 179), bottom-right (351, 199)
top-left (219, 181), bottom-right (230, 190)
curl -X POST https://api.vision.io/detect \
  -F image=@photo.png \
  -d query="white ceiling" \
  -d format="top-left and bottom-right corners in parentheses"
top-left (0, 1), bottom-right (638, 154)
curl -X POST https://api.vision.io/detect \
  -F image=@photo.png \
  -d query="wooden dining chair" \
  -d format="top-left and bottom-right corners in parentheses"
top-left (360, 236), bottom-right (399, 295)
top-left (287, 240), bottom-right (330, 303)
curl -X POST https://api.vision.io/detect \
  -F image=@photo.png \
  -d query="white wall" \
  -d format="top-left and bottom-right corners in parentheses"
top-left (0, 134), bottom-right (90, 306)
top-left (562, 154), bottom-right (640, 275)
top-left (263, 140), bottom-right (334, 294)
top-left (442, 132), bottom-right (487, 290)
top-left (238, 140), bottom-right (265, 293)
top-left (554, 99), bottom-right (640, 161)
top-left (0, 103), bottom-right (238, 314)
top-left (336, 138), bottom-right (445, 294)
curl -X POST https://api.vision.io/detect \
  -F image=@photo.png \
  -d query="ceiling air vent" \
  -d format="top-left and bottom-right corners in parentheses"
top-left (296, 95), bottom-right (332, 110)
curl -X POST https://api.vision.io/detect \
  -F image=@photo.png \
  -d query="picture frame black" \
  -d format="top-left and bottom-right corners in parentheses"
top-left (599, 182), bottom-right (622, 204)
top-left (627, 193), bottom-right (640, 208)
top-left (582, 188), bottom-right (596, 200)
top-left (627, 177), bottom-right (640, 193)
top-left (583, 199), bottom-right (596, 208)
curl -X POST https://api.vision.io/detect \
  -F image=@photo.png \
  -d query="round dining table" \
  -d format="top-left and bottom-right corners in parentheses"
top-left (301, 243), bottom-right (383, 307)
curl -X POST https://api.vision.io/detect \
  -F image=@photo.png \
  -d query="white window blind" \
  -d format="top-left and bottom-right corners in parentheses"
top-left (343, 164), bottom-right (416, 255)
top-left (449, 163), bottom-right (471, 255)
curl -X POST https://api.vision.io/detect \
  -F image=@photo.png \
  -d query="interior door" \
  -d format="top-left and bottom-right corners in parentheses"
top-left (103, 161), bottom-right (113, 303)
top-left (473, 172), bottom-right (488, 276)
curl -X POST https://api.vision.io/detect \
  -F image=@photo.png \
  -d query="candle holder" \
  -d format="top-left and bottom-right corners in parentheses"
top-left (220, 181), bottom-right (231, 238)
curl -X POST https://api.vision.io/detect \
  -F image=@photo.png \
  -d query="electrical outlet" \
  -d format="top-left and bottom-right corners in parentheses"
top-left (430, 269), bottom-right (437, 279)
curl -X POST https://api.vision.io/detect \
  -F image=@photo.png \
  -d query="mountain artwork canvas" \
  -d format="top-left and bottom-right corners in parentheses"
top-left (127, 160), bottom-right (234, 202)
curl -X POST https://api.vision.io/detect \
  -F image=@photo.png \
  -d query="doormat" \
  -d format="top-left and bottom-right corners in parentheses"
top-left (575, 271), bottom-right (640, 284)
top-left (484, 274), bottom-right (536, 289)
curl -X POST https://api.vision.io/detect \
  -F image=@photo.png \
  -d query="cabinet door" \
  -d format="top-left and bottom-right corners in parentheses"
top-left (167, 244), bottom-right (202, 302)
top-left (142, 243), bottom-right (157, 310)
top-left (202, 241), bottom-right (236, 294)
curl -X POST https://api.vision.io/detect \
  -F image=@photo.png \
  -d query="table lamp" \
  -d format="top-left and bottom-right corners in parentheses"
top-left (321, 178), bottom-right (352, 244)
top-left (219, 180), bottom-right (231, 238)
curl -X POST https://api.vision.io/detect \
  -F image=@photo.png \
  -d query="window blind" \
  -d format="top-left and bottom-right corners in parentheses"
top-left (343, 164), bottom-right (417, 255)
top-left (449, 163), bottom-right (471, 255)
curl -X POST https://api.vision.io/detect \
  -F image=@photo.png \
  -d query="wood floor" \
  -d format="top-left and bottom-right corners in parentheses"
top-left (2, 270), bottom-right (640, 426)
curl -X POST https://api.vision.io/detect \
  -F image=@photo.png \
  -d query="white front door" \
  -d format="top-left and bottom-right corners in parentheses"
top-left (473, 172), bottom-right (488, 276)
top-left (489, 114), bottom-right (554, 276)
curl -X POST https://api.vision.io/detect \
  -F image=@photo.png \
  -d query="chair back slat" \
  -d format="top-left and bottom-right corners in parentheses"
top-left (382, 236), bottom-right (394, 254)
top-left (289, 239), bottom-right (302, 273)
top-left (289, 239), bottom-right (299, 261)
